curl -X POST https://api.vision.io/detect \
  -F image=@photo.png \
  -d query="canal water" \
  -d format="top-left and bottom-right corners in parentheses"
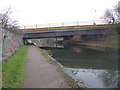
top-left (42, 46), bottom-right (119, 88)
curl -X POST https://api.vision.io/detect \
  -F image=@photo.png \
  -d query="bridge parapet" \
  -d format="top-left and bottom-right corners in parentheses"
top-left (21, 24), bottom-right (107, 32)
top-left (20, 20), bottom-right (106, 32)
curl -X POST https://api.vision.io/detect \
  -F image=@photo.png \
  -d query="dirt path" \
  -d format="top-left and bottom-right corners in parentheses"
top-left (22, 46), bottom-right (72, 88)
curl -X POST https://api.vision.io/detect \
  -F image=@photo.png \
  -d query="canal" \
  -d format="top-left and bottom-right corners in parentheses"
top-left (41, 45), bottom-right (119, 88)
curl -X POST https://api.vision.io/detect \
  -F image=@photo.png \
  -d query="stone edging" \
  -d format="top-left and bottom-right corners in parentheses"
top-left (39, 47), bottom-right (86, 88)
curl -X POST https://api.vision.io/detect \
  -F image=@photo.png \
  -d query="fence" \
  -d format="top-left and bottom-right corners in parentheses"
top-left (20, 20), bottom-right (106, 29)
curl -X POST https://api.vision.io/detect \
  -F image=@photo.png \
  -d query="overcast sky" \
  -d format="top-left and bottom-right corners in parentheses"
top-left (0, 0), bottom-right (119, 26)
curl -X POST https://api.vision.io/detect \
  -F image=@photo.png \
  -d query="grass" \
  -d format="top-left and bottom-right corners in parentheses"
top-left (2, 46), bottom-right (28, 88)
top-left (39, 48), bottom-right (52, 55)
top-left (103, 35), bottom-right (119, 49)
top-left (0, 61), bottom-right (2, 89)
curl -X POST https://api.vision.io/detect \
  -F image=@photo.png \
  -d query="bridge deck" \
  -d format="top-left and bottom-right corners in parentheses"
top-left (22, 24), bottom-right (119, 39)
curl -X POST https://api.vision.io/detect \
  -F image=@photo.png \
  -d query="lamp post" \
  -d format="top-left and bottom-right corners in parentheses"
top-left (77, 21), bottom-right (79, 26)
top-left (93, 10), bottom-right (97, 25)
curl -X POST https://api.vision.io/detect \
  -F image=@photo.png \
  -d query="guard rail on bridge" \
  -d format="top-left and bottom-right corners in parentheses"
top-left (20, 20), bottom-right (106, 32)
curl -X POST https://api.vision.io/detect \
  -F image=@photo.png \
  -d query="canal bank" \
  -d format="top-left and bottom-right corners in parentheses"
top-left (62, 38), bottom-right (119, 50)
top-left (22, 46), bottom-right (80, 88)
top-left (43, 45), bottom-right (118, 88)
top-left (72, 41), bottom-right (118, 50)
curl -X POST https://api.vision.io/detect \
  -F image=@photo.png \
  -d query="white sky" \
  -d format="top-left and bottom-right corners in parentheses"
top-left (0, 0), bottom-right (119, 26)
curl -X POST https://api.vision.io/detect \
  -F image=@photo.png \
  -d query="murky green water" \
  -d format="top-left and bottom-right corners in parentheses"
top-left (42, 46), bottom-right (119, 88)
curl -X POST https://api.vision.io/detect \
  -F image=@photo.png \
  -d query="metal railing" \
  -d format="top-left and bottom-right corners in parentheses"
top-left (20, 20), bottom-right (106, 29)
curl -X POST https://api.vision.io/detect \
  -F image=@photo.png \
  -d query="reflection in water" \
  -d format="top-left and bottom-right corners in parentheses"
top-left (98, 70), bottom-right (118, 88)
top-left (72, 47), bottom-right (82, 53)
top-left (65, 68), bottom-right (119, 88)
top-left (43, 46), bottom-right (119, 88)
top-left (49, 46), bottom-right (118, 70)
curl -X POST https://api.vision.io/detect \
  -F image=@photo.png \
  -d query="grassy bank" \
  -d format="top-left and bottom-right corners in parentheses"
top-left (2, 46), bottom-right (28, 88)
top-left (103, 35), bottom-right (119, 49)
top-left (40, 49), bottom-right (52, 55)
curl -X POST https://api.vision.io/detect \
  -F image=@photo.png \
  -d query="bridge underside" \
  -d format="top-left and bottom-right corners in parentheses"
top-left (23, 28), bottom-right (106, 39)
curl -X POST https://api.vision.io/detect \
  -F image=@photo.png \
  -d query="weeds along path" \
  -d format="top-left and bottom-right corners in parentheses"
top-left (22, 46), bottom-right (71, 88)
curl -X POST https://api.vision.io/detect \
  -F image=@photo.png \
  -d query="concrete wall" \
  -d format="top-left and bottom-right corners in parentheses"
top-left (1, 27), bottom-right (23, 60)
top-left (0, 26), bottom-right (2, 60)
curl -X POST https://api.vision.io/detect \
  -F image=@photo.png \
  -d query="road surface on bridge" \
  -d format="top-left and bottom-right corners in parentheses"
top-left (22, 46), bottom-right (78, 88)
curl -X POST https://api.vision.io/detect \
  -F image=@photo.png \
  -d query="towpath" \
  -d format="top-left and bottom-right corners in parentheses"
top-left (22, 46), bottom-right (74, 88)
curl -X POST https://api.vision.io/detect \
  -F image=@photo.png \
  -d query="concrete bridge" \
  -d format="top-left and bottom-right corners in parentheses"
top-left (21, 24), bottom-right (108, 39)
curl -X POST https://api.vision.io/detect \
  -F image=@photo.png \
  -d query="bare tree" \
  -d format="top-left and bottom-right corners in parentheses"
top-left (0, 8), bottom-right (23, 35)
top-left (104, 9), bottom-right (115, 24)
top-left (0, 8), bottom-right (18, 30)
top-left (101, 1), bottom-right (120, 49)
top-left (114, 1), bottom-right (120, 23)
top-left (103, 1), bottom-right (120, 24)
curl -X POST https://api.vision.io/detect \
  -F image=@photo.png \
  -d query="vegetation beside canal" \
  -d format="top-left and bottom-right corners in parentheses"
top-left (41, 49), bottom-right (52, 55)
top-left (103, 35), bottom-right (119, 49)
top-left (2, 46), bottom-right (28, 88)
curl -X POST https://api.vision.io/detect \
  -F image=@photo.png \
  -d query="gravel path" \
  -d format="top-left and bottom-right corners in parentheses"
top-left (22, 46), bottom-right (71, 88)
